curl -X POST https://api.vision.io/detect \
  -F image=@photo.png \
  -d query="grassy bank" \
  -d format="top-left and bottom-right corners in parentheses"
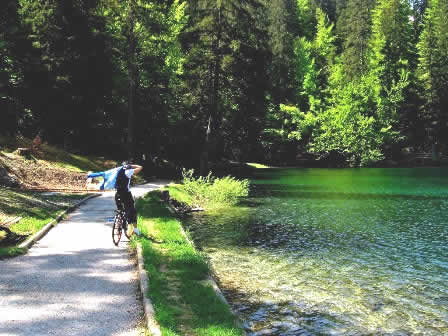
top-left (135, 191), bottom-right (244, 336)
top-left (0, 189), bottom-right (88, 258)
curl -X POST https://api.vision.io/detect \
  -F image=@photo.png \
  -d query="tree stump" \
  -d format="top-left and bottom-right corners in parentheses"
top-left (17, 147), bottom-right (32, 156)
top-left (161, 190), bottom-right (170, 201)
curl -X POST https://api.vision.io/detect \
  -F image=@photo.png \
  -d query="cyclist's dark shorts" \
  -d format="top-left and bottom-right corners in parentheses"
top-left (115, 189), bottom-right (137, 224)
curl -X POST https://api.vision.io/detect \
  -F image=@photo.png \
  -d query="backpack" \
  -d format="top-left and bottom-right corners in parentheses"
top-left (115, 167), bottom-right (129, 190)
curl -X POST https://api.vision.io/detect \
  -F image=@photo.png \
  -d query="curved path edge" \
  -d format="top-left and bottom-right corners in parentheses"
top-left (136, 244), bottom-right (162, 336)
top-left (18, 193), bottom-right (101, 250)
top-left (133, 183), bottom-right (166, 336)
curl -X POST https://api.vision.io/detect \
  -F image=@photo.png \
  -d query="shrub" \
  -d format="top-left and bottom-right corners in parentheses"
top-left (180, 169), bottom-right (249, 208)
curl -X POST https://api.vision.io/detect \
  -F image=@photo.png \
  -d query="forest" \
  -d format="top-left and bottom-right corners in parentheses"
top-left (1, 0), bottom-right (447, 170)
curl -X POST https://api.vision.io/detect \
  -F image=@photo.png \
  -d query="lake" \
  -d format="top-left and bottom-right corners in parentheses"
top-left (183, 168), bottom-right (448, 335)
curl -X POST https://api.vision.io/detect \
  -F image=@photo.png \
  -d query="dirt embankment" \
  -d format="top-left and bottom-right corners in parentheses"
top-left (0, 137), bottom-right (116, 191)
top-left (0, 152), bottom-right (87, 191)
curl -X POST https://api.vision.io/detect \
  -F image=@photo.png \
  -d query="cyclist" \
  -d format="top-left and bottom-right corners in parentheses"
top-left (114, 163), bottom-right (143, 230)
top-left (87, 162), bottom-right (143, 232)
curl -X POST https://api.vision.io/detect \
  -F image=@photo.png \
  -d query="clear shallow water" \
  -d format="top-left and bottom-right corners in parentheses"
top-left (184, 168), bottom-right (448, 335)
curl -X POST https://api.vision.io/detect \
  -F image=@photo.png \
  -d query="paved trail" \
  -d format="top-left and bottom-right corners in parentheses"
top-left (0, 182), bottom-right (164, 336)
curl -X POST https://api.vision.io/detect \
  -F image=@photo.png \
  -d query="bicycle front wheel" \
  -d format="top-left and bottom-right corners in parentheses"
top-left (112, 213), bottom-right (123, 246)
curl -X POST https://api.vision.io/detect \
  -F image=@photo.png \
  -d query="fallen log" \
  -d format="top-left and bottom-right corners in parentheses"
top-left (0, 216), bottom-right (22, 228)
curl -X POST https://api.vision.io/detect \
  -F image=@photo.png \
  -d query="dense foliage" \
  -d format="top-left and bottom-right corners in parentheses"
top-left (1, 0), bottom-right (446, 167)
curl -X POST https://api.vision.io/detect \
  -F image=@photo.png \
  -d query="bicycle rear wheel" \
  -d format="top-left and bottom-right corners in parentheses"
top-left (112, 213), bottom-right (123, 246)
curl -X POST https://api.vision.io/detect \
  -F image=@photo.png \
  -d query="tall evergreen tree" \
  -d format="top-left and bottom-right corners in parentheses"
top-left (17, 0), bottom-right (114, 147)
top-left (369, 0), bottom-right (413, 145)
top-left (312, 7), bottom-right (336, 103)
top-left (184, 0), bottom-right (265, 173)
top-left (337, 0), bottom-right (376, 80)
top-left (417, 0), bottom-right (448, 148)
top-left (294, 7), bottom-right (335, 113)
top-left (411, 0), bottom-right (429, 39)
top-left (314, 0), bottom-right (337, 23)
top-left (370, 0), bottom-right (413, 91)
top-left (296, 0), bottom-right (316, 39)
top-left (0, 1), bottom-right (29, 135)
top-left (99, 0), bottom-right (188, 159)
top-left (265, 5), bottom-right (335, 160)
top-left (307, 0), bottom-right (409, 166)
top-left (266, 0), bottom-right (298, 106)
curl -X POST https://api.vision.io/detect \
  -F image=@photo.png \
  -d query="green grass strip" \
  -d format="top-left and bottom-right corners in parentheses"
top-left (0, 189), bottom-right (88, 258)
top-left (135, 191), bottom-right (244, 336)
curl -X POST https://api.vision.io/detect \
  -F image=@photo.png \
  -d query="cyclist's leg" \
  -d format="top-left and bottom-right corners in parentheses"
top-left (122, 190), bottom-right (137, 224)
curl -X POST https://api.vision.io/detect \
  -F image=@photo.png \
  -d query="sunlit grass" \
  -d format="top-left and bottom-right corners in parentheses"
top-left (40, 145), bottom-right (116, 172)
top-left (165, 183), bottom-right (193, 205)
top-left (135, 191), bottom-right (244, 336)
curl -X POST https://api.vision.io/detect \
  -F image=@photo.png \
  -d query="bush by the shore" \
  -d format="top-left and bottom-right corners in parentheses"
top-left (170, 169), bottom-right (249, 209)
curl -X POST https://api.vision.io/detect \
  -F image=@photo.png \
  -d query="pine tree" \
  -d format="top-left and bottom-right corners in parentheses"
top-left (417, 0), bottom-right (448, 147)
top-left (266, 0), bottom-right (299, 106)
top-left (184, 0), bottom-right (265, 173)
top-left (369, 0), bottom-right (413, 142)
top-left (296, 0), bottom-right (316, 39)
top-left (266, 4), bottom-right (335, 156)
top-left (370, 0), bottom-right (413, 90)
top-left (314, 0), bottom-right (337, 23)
top-left (294, 6), bottom-right (335, 113)
top-left (337, 0), bottom-right (376, 80)
top-left (17, 0), bottom-right (115, 146)
top-left (99, 0), bottom-right (188, 159)
top-left (411, 0), bottom-right (429, 39)
top-left (0, 1), bottom-right (27, 135)
top-left (313, 7), bottom-right (335, 102)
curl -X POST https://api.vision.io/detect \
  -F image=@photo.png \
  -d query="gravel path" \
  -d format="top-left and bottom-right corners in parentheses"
top-left (0, 182), bottom-right (165, 336)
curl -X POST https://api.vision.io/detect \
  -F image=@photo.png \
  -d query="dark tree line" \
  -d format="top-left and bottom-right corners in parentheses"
top-left (1, 0), bottom-right (447, 168)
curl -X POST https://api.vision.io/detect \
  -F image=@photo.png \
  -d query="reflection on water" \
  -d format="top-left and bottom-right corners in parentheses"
top-left (183, 168), bottom-right (448, 335)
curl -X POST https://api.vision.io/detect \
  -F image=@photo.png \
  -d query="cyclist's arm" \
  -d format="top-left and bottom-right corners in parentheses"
top-left (130, 164), bottom-right (143, 175)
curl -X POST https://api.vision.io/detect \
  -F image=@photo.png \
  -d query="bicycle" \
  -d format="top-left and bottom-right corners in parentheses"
top-left (112, 209), bottom-right (135, 246)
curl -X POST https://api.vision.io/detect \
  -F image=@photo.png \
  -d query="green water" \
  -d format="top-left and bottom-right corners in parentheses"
top-left (185, 168), bottom-right (448, 336)
top-left (184, 168), bottom-right (448, 335)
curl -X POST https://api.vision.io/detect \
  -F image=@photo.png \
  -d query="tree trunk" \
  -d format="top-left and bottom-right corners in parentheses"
top-left (127, 0), bottom-right (137, 161)
top-left (200, 115), bottom-right (212, 176)
top-left (200, 6), bottom-right (222, 176)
